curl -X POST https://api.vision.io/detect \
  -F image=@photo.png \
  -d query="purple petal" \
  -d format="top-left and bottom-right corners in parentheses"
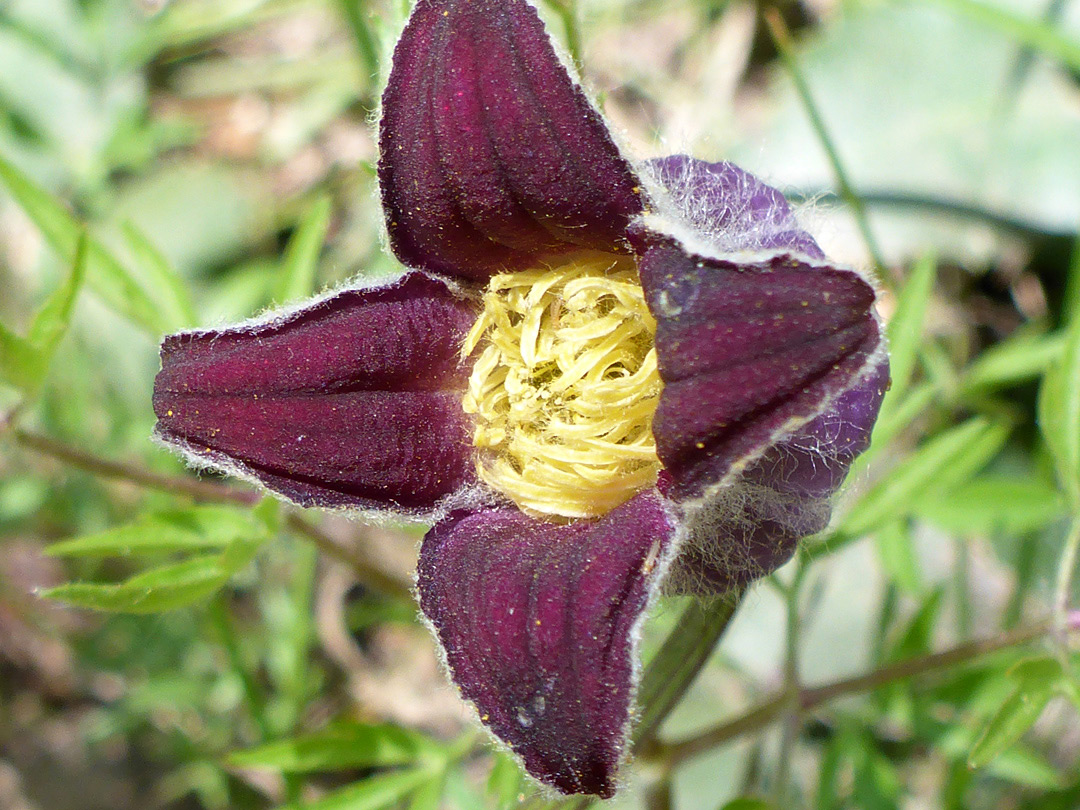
top-left (644, 156), bottom-right (825, 259)
top-left (417, 491), bottom-right (674, 797)
top-left (153, 273), bottom-right (478, 512)
top-left (637, 239), bottom-right (883, 501)
top-left (379, 0), bottom-right (644, 282)
top-left (665, 360), bottom-right (889, 594)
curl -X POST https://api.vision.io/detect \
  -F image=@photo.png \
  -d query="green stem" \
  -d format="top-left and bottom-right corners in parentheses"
top-left (1054, 517), bottom-right (1080, 647)
top-left (659, 615), bottom-right (1074, 766)
top-left (772, 567), bottom-right (806, 804)
top-left (634, 594), bottom-right (742, 751)
top-left (764, 10), bottom-right (893, 287)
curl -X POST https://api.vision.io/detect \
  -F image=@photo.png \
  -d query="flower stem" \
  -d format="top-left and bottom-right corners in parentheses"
top-left (6, 427), bottom-right (414, 604)
top-left (764, 10), bottom-right (893, 287)
top-left (658, 614), bottom-right (1076, 766)
top-left (633, 594), bottom-right (742, 751)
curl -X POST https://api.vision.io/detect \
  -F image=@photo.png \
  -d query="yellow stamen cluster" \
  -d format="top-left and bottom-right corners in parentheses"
top-left (461, 254), bottom-right (663, 519)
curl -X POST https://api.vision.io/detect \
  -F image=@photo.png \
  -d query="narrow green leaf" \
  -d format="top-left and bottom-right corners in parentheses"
top-left (276, 195), bottom-right (332, 304)
top-left (1006, 655), bottom-right (1064, 687)
top-left (27, 231), bottom-right (87, 357)
top-left (228, 724), bottom-right (436, 772)
top-left (968, 685), bottom-right (1054, 768)
top-left (959, 331), bottom-right (1063, 394)
top-left (0, 323), bottom-right (41, 392)
top-left (279, 768), bottom-right (434, 810)
top-left (914, 476), bottom-right (1066, 536)
top-left (405, 774), bottom-right (445, 810)
top-left (720, 800), bottom-right (774, 810)
top-left (874, 521), bottom-right (923, 594)
top-left (931, 0), bottom-right (1080, 73)
top-left (121, 220), bottom-right (197, 329)
top-left (43, 555), bottom-right (228, 613)
top-left (0, 234), bottom-right (87, 394)
top-left (0, 154), bottom-right (166, 334)
top-left (840, 418), bottom-right (1009, 537)
top-left (1038, 303), bottom-right (1080, 506)
top-left (47, 505), bottom-right (271, 558)
top-left (883, 252), bottom-right (937, 406)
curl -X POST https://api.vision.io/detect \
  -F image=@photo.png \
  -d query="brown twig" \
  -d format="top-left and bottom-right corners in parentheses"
top-left (657, 614), bottom-right (1074, 766)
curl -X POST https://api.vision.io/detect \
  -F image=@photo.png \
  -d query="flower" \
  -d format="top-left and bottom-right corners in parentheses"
top-left (152, 0), bottom-right (888, 798)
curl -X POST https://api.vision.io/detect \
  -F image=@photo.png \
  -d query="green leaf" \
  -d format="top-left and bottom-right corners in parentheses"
top-left (121, 220), bottom-right (197, 329)
top-left (1038, 296), bottom-right (1080, 507)
top-left (486, 752), bottom-right (524, 809)
top-left (883, 252), bottom-right (937, 407)
top-left (228, 723), bottom-right (437, 772)
top-left (275, 195), bottom-right (332, 304)
top-left (43, 555), bottom-right (230, 613)
top-left (0, 233), bottom-right (86, 394)
top-left (27, 231), bottom-right (87, 357)
top-left (914, 476), bottom-right (1066, 536)
top-left (720, 800), bottom-right (774, 810)
top-left (930, 0), bottom-right (1080, 74)
top-left (874, 521), bottom-right (923, 594)
top-left (840, 418), bottom-right (1010, 537)
top-left (405, 774), bottom-right (445, 810)
top-left (279, 768), bottom-right (434, 810)
top-left (0, 323), bottom-right (41, 392)
top-left (959, 330), bottom-right (1063, 394)
top-left (47, 505), bottom-right (272, 558)
top-left (0, 153), bottom-right (168, 335)
top-left (968, 684), bottom-right (1054, 768)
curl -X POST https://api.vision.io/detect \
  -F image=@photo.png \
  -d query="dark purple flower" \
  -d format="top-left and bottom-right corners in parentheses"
top-left (152, 0), bottom-right (888, 797)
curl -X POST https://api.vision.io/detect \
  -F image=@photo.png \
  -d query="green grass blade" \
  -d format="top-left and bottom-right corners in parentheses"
top-left (121, 220), bottom-right (198, 329)
top-left (275, 195), bottom-right (332, 305)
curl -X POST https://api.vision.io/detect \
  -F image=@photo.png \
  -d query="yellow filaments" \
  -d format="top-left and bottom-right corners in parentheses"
top-left (460, 254), bottom-right (663, 519)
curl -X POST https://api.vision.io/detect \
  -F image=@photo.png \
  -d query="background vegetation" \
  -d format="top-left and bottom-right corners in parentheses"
top-left (1, 0), bottom-right (1079, 808)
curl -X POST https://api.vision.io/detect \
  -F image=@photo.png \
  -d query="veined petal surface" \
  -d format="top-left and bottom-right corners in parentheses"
top-left (379, 0), bottom-right (643, 282)
top-left (153, 273), bottom-right (478, 512)
top-left (417, 491), bottom-right (674, 797)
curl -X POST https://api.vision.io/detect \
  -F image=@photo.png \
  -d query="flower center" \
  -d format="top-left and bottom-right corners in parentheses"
top-left (461, 253), bottom-right (663, 519)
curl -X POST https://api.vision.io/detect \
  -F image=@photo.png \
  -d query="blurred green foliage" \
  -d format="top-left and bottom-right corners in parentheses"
top-left (1, 0), bottom-right (1079, 809)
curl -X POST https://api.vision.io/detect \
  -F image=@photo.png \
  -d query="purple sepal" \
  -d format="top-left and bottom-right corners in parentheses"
top-left (643, 156), bottom-right (825, 259)
top-left (417, 491), bottom-right (674, 797)
top-left (153, 273), bottom-right (478, 512)
top-left (636, 239), bottom-right (883, 502)
top-left (665, 360), bottom-right (889, 595)
top-left (379, 0), bottom-right (644, 282)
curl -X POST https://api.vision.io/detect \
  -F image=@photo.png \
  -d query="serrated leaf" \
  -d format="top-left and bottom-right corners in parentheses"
top-left (228, 724), bottom-right (436, 772)
top-left (47, 505), bottom-right (271, 558)
top-left (0, 153), bottom-right (168, 335)
top-left (841, 418), bottom-right (1009, 537)
top-left (1038, 299), bottom-right (1080, 508)
top-left (883, 252), bottom-right (936, 408)
top-left (43, 555), bottom-right (228, 613)
top-left (275, 195), bottom-right (332, 304)
top-left (914, 476), bottom-right (1066, 536)
top-left (279, 768), bottom-right (434, 810)
top-left (121, 220), bottom-right (197, 329)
